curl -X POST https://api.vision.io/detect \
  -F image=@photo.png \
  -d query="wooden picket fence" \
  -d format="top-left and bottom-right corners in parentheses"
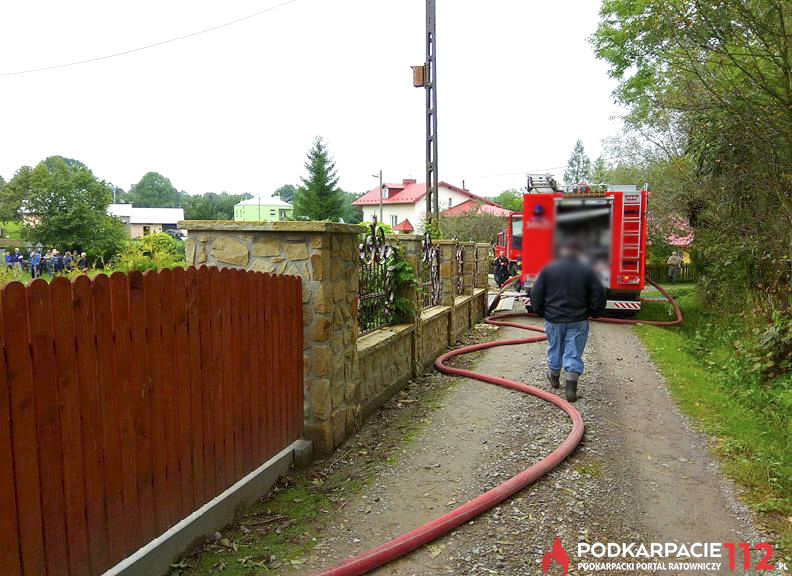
top-left (0, 267), bottom-right (303, 576)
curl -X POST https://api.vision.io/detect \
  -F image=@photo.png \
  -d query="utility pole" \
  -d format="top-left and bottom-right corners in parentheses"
top-left (414, 0), bottom-right (438, 227)
top-left (372, 170), bottom-right (384, 224)
top-left (426, 0), bottom-right (439, 223)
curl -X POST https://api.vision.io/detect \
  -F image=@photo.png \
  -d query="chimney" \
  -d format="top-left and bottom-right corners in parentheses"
top-left (403, 178), bottom-right (417, 185)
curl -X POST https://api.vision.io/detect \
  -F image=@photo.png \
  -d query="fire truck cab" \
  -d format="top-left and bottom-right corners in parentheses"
top-left (500, 177), bottom-right (649, 313)
top-left (494, 214), bottom-right (523, 278)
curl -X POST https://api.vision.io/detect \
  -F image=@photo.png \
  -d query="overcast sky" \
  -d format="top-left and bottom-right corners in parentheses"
top-left (0, 0), bottom-right (622, 198)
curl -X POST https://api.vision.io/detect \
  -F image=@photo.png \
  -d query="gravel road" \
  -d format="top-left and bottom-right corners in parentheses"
top-left (289, 312), bottom-right (782, 576)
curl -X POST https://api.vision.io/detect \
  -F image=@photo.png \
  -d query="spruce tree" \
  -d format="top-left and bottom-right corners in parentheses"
top-left (293, 137), bottom-right (345, 221)
top-left (564, 140), bottom-right (592, 185)
top-left (590, 156), bottom-right (608, 184)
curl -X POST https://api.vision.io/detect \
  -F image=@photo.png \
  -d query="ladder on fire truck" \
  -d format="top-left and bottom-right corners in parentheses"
top-left (526, 173), bottom-right (560, 193)
top-left (619, 190), bottom-right (643, 278)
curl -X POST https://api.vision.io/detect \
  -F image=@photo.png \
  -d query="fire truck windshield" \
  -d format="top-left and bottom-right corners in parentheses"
top-left (511, 215), bottom-right (522, 251)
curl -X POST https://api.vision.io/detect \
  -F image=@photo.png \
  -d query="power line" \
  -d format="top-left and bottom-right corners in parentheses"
top-left (464, 166), bottom-right (567, 180)
top-left (0, 0), bottom-right (300, 77)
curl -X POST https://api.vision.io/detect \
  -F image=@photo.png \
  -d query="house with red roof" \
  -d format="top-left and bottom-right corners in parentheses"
top-left (352, 179), bottom-right (508, 232)
top-left (441, 199), bottom-right (512, 218)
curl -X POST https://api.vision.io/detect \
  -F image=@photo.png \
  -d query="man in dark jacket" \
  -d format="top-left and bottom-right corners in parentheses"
top-left (494, 254), bottom-right (510, 288)
top-left (530, 240), bottom-right (606, 402)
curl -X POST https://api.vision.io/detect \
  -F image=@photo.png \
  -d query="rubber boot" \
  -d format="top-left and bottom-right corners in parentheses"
top-left (565, 379), bottom-right (578, 402)
top-left (546, 371), bottom-right (560, 389)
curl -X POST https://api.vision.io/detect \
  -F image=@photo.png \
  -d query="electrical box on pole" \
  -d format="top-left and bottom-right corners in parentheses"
top-left (412, 65), bottom-right (426, 87)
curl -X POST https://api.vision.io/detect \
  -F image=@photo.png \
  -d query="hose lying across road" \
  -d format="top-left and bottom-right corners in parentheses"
top-left (314, 278), bottom-right (682, 576)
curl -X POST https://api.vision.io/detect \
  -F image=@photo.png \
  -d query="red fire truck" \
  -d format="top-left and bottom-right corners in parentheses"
top-left (495, 176), bottom-right (649, 312)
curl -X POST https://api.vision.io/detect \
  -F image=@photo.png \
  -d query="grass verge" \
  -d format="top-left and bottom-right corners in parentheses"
top-left (634, 284), bottom-right (791, 558)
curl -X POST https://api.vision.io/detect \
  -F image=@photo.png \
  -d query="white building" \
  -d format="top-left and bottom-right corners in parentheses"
top-left (352, 179), bottom-right (504, 232)
top-left (108, 204), bottom-right (185, 238)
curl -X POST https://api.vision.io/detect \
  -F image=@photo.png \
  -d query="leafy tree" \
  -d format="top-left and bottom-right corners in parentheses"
top-left (439, 208), bottom-right (506, 243)
top-left (43, 156), bottom-right (87, 172)
top-left (15, 157), bottom-right (126, 261)
top-left (293, 137), bottom-right (345, 221)
top-left (487, 189), bottom-right (522, 212)
top-left (0, 175), bottom-right (7, 237)
top-left (127, 172), bottom-right (183, 207)
top-left (564, 140), bottom-right (592, 185)
top-left (592, 0), bottom-right (791, 315)
top-left (182, 192), bottom-right (252, 220)
top-left (0, 169), bottom-right (27, 235)
top-left (341, 191), bottom-right (363, 224)
top-left (273, 184), bottom-right (297, 204)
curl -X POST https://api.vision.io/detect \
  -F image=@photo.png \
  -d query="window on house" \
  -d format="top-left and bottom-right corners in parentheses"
top-left (143, 225), bottom-right (151, 236)
top-left (270, 209), bottom-right (276, 217)
top-left (448, 197), bottom-right (452, 208)
top-left (391, 215), bottom-right (398, 227)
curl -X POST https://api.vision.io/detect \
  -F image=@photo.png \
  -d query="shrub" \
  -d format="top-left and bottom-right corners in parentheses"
top-left (438, 211), bottom-right (504, 243)
top-left (360, 221), bottom-right (393, 234)
top-left (113, 232), bottom-right (186, 273)
top-left (0, 266), bottom-right (26, 287)
top-left (388, 245), bottom-right (417, 324)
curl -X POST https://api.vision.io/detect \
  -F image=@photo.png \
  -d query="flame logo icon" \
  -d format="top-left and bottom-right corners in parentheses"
top-left (542, 536), bottom-right (569, 575)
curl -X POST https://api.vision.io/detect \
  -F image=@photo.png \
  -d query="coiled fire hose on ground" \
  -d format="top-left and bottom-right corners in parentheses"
top-left (313, 277), bottom-right (682, 576)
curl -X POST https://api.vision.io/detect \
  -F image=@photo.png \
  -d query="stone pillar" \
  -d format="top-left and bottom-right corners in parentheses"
top-left (474, 243), bottom-right (490, 321)
top-left (436, 240), bottom-right (457, 308)
top-left (387, 234), bottom-right (421, 321)
top-left (180, 221), bottom-right (363, 454)
top-left (476, 243), bottom-right (490, 290)
top-left (389, 234), bottom-right (422, 377)
top-left (462, 242), bottom-right (475, 295)
top-left (435, 240), bottom-right (458, 345)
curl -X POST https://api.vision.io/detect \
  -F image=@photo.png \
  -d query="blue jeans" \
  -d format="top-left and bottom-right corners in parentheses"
top-left (544, 320), bottom-right (589, 377)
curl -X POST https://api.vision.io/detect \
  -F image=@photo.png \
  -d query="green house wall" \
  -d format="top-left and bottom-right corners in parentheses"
top-left (234, 204), bottom-right (293, 222)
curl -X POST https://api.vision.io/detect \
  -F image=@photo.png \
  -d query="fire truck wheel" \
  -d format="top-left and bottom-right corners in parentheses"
top-left (609, 309), bottom-right (638, 319)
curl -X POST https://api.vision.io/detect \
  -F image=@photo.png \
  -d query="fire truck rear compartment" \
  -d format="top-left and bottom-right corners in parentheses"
top-left (554, 198), bottom-right (612, 287)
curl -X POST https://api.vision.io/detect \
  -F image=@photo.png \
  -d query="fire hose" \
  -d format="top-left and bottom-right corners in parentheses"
top-left (313, 278), bottom-right (681, 576)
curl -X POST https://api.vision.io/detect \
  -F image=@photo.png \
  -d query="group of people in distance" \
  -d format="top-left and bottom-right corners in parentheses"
top-left (3, 248), bottom-right (24, 272)
top-left (3, 247), bottom-right (88, 278)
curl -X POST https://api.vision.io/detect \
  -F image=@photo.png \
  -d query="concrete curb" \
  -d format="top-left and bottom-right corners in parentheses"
top-left (104, 439), bottom-right (312, 576)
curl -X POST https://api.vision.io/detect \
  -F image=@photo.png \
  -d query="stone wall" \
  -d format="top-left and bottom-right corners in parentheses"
top-left (452, 296), bottom-right (474, 342)
top-left (180, 220), bottom-right (491, 454)
top-left (181, 221), bottom-right (360, 454)
top-left (357, 324), bottom-right (415, 419)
